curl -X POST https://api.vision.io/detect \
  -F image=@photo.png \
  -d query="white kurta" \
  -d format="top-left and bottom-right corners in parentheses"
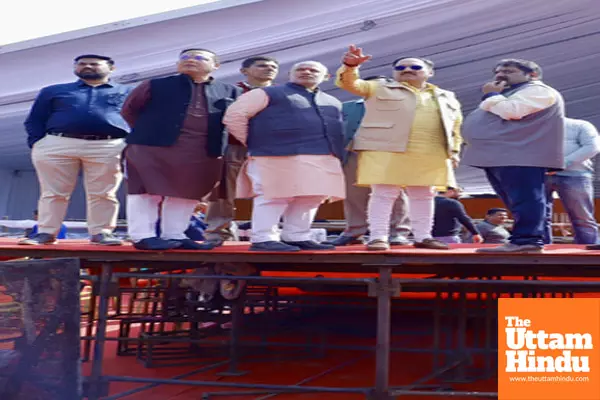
top-left (222, 88), bottom-right (345, 201)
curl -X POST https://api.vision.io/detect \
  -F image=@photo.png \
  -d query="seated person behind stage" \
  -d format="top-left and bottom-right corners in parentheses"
top-left (223, 61), bottom-right (345, 252)
top-left (329, 75), bottom-right (411, 247)
top-left (26, 209), bottom-right (67, 239)
top-left (475, 208), bottom-right (510, 244)
top-left (432, 187), bottom-right (481, 244)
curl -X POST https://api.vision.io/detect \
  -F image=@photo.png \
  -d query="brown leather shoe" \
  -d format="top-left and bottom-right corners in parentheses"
top-left (414, 238), bottom-right (449, 250)
top-left (367, 239), bottom-right (390, 251)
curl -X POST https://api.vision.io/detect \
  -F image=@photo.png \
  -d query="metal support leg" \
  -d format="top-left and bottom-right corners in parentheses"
top-left (82, 279), bottom-right (97, 362)
top-left (217, 293), bottom-right (247, 376)
top-left (86, 263), bottom-right (112, 399)
top-left (367, 266), bottom-right (400, 400)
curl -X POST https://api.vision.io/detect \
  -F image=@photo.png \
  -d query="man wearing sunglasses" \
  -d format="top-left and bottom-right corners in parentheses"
top-left (327, 75), bottom-right (412, 247)
top-left (121, 48), bottom-right (241, 251)
top-left (335, 45), bottom-right (463, 251)
top-left (461, 59), bottom-right (565, 253)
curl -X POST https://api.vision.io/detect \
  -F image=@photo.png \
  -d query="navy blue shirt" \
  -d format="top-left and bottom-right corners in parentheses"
top-left (432, 196), bottom-right (479, 237)
top-left (24, 80), bottom-right (132, 147)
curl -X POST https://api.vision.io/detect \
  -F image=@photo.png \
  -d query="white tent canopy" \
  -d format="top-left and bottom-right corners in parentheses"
top-left (1, 0), bottom-right (599, 218)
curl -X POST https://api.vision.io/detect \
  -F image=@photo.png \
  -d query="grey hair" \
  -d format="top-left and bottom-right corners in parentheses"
top-left (290, 60), bottom-right (329, 74)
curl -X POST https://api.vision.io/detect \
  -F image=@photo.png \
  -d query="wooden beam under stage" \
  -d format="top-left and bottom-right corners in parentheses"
top-left (2, 238), bottom-right (599, 400)
top-left (1, 238), bottom-right (600, 278)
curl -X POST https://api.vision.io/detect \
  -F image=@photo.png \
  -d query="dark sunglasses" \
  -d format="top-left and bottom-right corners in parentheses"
top-left (180, 54), bottom-right (210, 61)
top-left (394, 65), bottom-right (424, 71)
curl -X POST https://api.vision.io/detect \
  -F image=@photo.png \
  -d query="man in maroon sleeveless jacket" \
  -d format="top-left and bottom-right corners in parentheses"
top-left (121, 48), bottom-right (241, 251)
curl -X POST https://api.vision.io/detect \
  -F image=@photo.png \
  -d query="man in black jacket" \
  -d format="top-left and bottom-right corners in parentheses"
top-left (432, 187), bottom-right (482, 244)
top-left (121, 48), bottom-right (241, 250)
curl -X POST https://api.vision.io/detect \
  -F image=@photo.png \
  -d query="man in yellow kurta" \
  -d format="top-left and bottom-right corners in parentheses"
top-left (335, 45), bottom-right (463, 250)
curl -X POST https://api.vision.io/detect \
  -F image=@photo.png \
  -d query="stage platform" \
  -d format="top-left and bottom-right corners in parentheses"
top-left (2, 238), bottom-right (600, 271)
top-left (1, 239), bottom-right (600, 400)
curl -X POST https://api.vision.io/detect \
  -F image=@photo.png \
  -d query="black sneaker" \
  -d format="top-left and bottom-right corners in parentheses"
top-left (90, 232), bottom-right (123, 246)
top-left (18, 233), bottom-right (57, 245)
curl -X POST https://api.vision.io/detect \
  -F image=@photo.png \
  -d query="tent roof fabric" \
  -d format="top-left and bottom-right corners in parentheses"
top-left (1, 0), bottom-right (599, 194)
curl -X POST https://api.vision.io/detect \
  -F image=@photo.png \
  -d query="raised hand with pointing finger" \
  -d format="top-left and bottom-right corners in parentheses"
top-left (342, 45), bottom-right (372, 67)
top-left (334, 48), bottom-right (464, 251)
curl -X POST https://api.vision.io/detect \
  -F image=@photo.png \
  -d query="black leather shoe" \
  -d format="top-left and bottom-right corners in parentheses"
top-left (172, 238), bottom-right (216, 250)
top-left (249, 241), bottom-right (301, 252)
top-left (324, 235), bottom-right (361, 246)
top-left (283, 240), bottom-right (335, 250)
top-left (205, 238), bottom-right (224, 247)
top-left (133, 237), bottom-right (182, 251)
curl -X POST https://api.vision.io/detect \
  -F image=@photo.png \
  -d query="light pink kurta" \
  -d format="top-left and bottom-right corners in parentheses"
top-left (222, 88), bottom-right (345, 201)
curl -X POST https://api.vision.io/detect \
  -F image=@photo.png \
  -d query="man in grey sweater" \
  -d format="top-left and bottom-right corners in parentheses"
top-left (461, 59), bottom-right (565, 253)
top-left (546, 118), bottom-right (600, 245)
top-left (476, 208), bottom-right (510, 244)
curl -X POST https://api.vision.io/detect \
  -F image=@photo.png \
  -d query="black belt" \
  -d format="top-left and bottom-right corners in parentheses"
top-left (47, 132), bottom-right (120, 140)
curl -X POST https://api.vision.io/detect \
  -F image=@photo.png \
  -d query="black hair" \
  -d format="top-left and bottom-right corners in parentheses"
top-left (241, 56), bottom-right (279, 68)
top-left (74, 54), bottom-right (114, 65)
top-left (494, 59), bottom-right (542, 78)
top-left (180, 48), bottom-right (219, 63)
top-left (486, 208), bottom-right (508, 216)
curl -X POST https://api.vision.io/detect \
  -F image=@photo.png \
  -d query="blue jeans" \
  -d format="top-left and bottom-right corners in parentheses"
top-left (484, 166), bottom-right (546, 247)
top-left (544, 174), bottom-right (598, 244)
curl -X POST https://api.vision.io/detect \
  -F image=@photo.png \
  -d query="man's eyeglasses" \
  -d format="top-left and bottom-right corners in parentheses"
top-left (180, 54), bottom-right (210, 62)
top-left (394, 65), bottom-right (424, 71)
top-left (494, 69), bottom-right (523, 75)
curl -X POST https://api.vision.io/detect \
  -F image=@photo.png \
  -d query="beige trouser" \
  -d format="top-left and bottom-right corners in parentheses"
top-left (342, 151), bottom-right (411, 238)
top-left (204, 143), bottom-right (247, 241)
top-left (31, 134), bottom-right (126, 236)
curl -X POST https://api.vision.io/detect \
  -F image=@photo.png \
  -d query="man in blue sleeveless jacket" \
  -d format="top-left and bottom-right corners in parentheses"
top-left (223, 61), bottom-right (346, 252)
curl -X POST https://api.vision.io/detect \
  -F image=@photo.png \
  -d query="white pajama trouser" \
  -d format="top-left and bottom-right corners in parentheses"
top-left (127, 194), bottom-right (198, 242)
top-left (251, 195), bottom-right (326, 243)
top-left (367, 185), bottom-right (435, 242)
top-left (247, 160), bottom-right (326, 243)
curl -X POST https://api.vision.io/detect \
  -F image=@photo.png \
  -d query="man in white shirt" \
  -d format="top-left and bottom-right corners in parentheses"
top-left (461, 59), bottom-right (565, 253)
top-left (546, 118), bottom-right (600, 245)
